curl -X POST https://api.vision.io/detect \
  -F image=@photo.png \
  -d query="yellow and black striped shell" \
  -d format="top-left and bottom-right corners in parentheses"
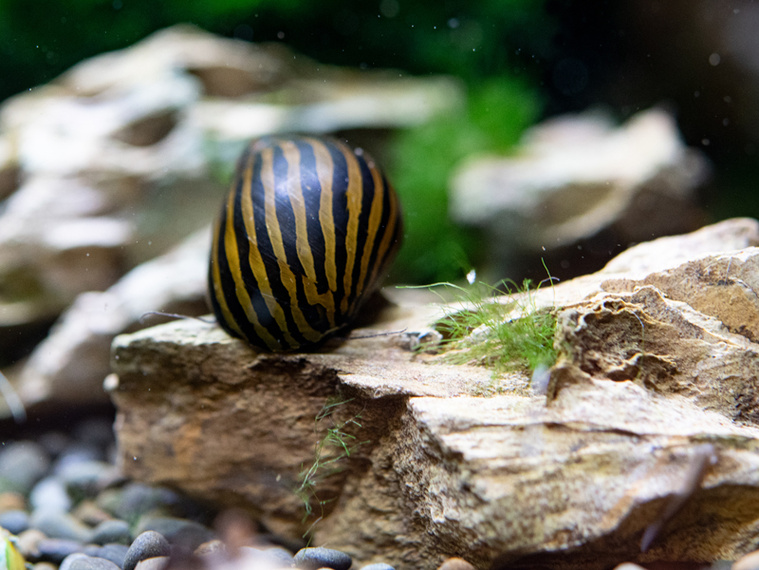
top-left (208, 135), bottom-right (403, 351)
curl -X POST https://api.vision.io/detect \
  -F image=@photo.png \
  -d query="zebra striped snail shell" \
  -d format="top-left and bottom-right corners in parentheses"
top-left (208, 135), bottom-right (404, 351)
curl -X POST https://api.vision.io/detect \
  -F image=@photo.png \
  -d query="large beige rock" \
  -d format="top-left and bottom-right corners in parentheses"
top-left (109, 218), bottom-right (759, 569)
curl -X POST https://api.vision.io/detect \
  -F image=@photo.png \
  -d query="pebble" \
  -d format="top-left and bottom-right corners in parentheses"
top-left (437, 557), bottom-right (476, 570)
top-left (0, 441), bottom-right (51, 494)
top-left (0, 491), bottom-right (26, 511)
top-left (90, 519), bottom-right (132, 545)
top-left (734, 550), bottom-right (759, 570)
top-left (97, 483), bottom-right (182, 521)
top-left (72, 501), bottom-right (114, 527)
top-left (239, 545), bottom-right (296, 567)
top-left (123, 531), bottom-right (172, 570)
top-left (0, 508), bottom-right (30, 534)
top-left (60, 553), bottom-right (121, 570)
top-left (135, 515), bottom-right (214, 551)
top-left (16, 527), bottom-right (46, 559)
top-left (83, 544), bottom-right (130, 567)
top-left (30, 509), bottom-right (93, 542)
top-left (36, 538), bottom-right (86, 563)
top-left (58, 460), bottom-right (119, 497)
top-left (360, 564), bottom-right (396, 570)
top-left (294, 546), bottom-right (353, 570)
top-left (134, 557), bottom-right (171, 570)
top-left (30, 476), bottom-right (72, 513)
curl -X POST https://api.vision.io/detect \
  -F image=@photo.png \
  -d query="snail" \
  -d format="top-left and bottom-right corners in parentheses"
top-left (208, 135), bottom-right (403, 351)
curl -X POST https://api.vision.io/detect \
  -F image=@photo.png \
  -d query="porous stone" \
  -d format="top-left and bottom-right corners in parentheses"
top-left (110, 218), bottom-right (759, 570)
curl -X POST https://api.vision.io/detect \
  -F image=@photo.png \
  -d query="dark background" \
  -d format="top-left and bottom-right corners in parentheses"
top-left (2, 0), bottom-right (757, 281)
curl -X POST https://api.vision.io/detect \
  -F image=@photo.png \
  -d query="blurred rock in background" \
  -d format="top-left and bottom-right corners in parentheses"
top-left (450, 107), bottom-right (709, 281)
top-left (0, 25), bottom-right (461, 415)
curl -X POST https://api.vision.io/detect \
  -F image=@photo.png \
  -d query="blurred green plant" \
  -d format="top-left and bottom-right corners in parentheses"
top-left (390, 77), bottom-right (542, 283)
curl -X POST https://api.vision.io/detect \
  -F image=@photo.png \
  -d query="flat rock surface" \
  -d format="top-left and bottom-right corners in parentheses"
top-left (110, 218), bottom-right (759, 569)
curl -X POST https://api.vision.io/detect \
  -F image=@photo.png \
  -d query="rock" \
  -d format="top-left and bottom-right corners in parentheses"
top-left (29, 510), bottom-right (92, 543)
top-left (14, 227), bottom-right (211, 412)
top-left (450, 108), bottom-right (709, 277)
top-left (110, 218), bottom-right (759, 568)
top-left (359, 564), bottom-right (396, 570)
top-left (0, 23), bottom-right (459, 366)
top-left (437, 559), bottom-right (476, 570)
top-left (112, 215), bottom-right (759, 569)
top-left (15, 528), bottom-right (46, 560)
top-left (90, 520), bottom-right (132, 545)
top-left (0, 441), bottom-right (51, 494)
top-left (58, 461), bottom-right (121, 498)
top-left (734, 550), bottom-right (759, 570)
top-left (122, 531), bottom-right (171, 570)
top-left (293, 546), bottom-right (352, 570)
top-left (29, 477), bottom-right (71, 513)
top-left (96, 482), bottom-right (184, 521)
top-left (0, 509), bottom-right (29, 534)
top-left (236, 546), bottom-right (296, 568)
top-left (83, 544), bottom-right (130, 568)
top-left (133, 516), bottom-right (214, 551)
top-left (133, 557), bottom-right (170, 570)
top-left (36, 538), bottom-right (86, 563)
top-left (59, 554), bottom-right (121, 570)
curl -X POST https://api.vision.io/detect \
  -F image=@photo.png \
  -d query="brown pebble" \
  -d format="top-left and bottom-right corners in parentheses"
top-left (15, 528), bottom-right (46, 559)
top-left (71, 499), bottom-right (113, 526)
top-left (0, 492), bottom-right (26, 512)
top-left (194, 539), bottom-right (227, 556)
top-left (134, 556), bottom-right (171, 570)
top-left (438, 557), bottom-right (476, 570)
top-left (734, 550), bottom-right (759, 570)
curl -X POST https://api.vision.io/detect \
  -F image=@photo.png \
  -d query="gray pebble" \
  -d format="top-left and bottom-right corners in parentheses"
top-left (90, 519), bottom-right (131, 545)
top-left (59, 460), bottom-right (119, 498)
top-left (123, 531), bottom-right (171, 570)
top-left (54, 444), bottom-right (103, 473)
top-left (30, 509), bottom-right (92, 542)
top-left (135, 516), bottom-right (214, 551)
top-left (84, 543), bottom-right (130, 568)
top-left (294, 546), bottom-right (353, 570)
top-left (97, 483), bottom-right (181, 520)
top-left (36, 538), bottom-right (85, 563)
top-left (360, 564), bottom-right (396, 570)
top-left (30, 476), bottom-right (72, 513)
top-left (0, 509), bottom-right (30, 534)
top-left (60, 553), bottom-right (121, 570)
top-left (0, 441), bottom-right (50, 493)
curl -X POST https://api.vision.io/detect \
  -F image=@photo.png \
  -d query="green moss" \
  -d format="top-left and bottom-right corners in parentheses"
top-left (425, 276), bottom-right (558, 377)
